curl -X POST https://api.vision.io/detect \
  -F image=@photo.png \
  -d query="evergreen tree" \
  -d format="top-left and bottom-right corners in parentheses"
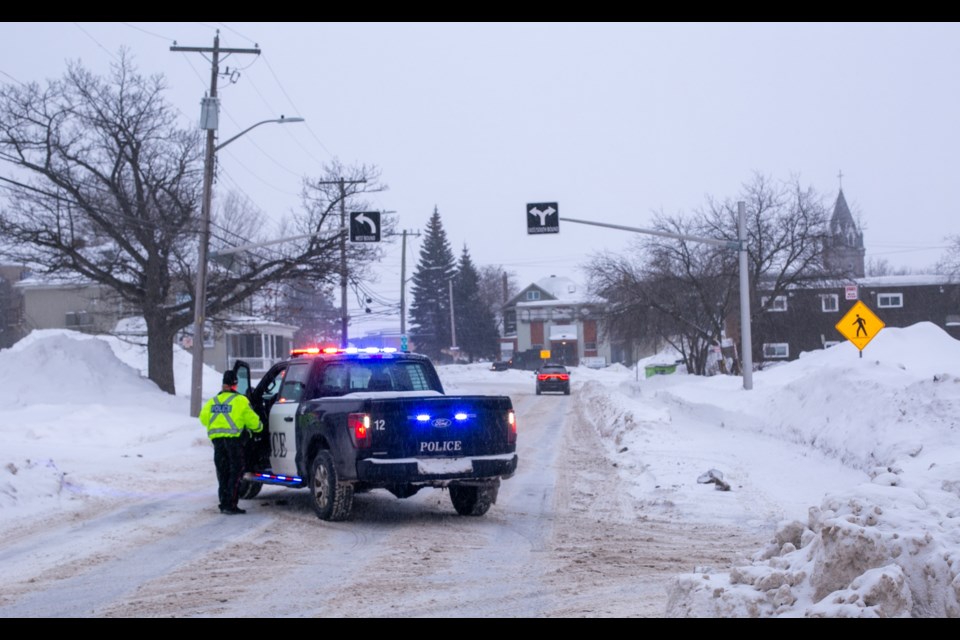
top-left (453, 245), bottom-right (499, 362)
top-left (409, 207), bottom-right (457, 360)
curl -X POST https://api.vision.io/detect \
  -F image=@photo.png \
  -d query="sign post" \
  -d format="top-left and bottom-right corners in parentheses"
top-left (835, 300), bottom-right (885, 357)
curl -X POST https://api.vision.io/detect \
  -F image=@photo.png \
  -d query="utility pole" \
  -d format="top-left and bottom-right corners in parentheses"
top-left (317, 177), bottom-right (366, 348)
top-left (399, 229), bottom-right (421, 337)
top-left (449, 278), bottom-right (457, 353)
top-left (172, 31), bottom-right (260, 418)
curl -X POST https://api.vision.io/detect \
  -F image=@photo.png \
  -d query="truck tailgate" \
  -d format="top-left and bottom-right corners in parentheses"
top-left (366, 395), bottom-right (515, 459)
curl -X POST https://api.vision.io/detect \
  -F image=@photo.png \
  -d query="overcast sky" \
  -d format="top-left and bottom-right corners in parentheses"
top-left (2, 22), bottom-right (958, 333)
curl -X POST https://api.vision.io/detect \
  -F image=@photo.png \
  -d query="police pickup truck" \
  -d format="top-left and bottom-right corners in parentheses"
top-left (231, 347), bottom-right (518, 521)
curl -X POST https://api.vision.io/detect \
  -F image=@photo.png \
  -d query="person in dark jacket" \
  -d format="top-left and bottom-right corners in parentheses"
top-left (199, 370), bottom-right (263, 514)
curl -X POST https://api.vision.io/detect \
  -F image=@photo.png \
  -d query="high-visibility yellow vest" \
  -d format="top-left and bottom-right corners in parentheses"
top-left (199, 391), bottom-right (263, 439)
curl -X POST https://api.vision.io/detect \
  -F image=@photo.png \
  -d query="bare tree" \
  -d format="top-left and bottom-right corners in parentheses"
top-left (587, 214), bottom-right (737, 375)
top-left (935, 235), bottom-right (960, 278)
top-left (478, 264), bottom-right (518, 333)
top-left (0, 53), bottom-right (386, 394)
top-left (867, 256), bottom-right (914, 277)
top-left (586, 173), bottom-right (832, 375)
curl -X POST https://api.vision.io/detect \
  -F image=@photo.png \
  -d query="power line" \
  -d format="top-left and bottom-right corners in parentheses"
top-left (119, 22), bottom-right (176, 41)
top-left (261, 53), bottom-right (336, 163)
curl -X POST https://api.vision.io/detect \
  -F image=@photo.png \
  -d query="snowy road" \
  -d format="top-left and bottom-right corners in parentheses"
top-left (0, 374), bottom-right (792, 618)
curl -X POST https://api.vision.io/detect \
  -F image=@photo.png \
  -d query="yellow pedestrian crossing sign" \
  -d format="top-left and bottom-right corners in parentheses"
top-left (836, 300), bottom-right (885, 351)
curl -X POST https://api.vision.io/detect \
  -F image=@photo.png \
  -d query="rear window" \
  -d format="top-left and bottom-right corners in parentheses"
top-left (541, 366), bottom-right (568, 374)
top-left (318, 360), bottom-right (439, 395)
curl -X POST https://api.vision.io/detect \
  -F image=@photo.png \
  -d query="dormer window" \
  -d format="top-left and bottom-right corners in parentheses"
top-left (526, 290), bottom-right (540, 301)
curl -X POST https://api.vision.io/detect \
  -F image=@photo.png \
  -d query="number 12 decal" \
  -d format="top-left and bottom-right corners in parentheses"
top-left (373, 419), bottom-right (386, 431)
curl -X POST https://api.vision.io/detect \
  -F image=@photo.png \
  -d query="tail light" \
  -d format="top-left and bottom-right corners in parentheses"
top-left (348, 413), bottom-right (371, 449)
top-left (507, 410), bottom-right (517, 444)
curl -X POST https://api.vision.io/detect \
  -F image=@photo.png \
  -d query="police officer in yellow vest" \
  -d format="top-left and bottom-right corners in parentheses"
top-left (199, 370), bottom-right (263, 514)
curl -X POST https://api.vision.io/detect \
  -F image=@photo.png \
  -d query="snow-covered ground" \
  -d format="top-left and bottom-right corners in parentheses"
top-left (1, 324), bottom-right (959, 617)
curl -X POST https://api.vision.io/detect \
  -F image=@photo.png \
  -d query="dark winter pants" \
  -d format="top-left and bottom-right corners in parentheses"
top-left (212, 436), bottom-right (245, 510)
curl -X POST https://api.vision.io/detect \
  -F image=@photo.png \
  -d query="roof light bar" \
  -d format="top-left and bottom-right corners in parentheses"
top-left (291, 346), bottom-right (400, 357)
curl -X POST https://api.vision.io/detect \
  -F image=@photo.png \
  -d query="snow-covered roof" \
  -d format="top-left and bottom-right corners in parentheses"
top-left (14, 275), bottom-right (102, 290)
top-left (222, 315), bottom-right (299, 333)
top-left (510, 275), bottom-right (595, 308)
top-left (535, 275), bottom-right (582, 301)
top-left (856, 274), bottom-right (956, 287)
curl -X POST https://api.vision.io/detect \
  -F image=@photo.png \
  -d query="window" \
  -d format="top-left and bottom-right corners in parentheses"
top-left (877, 292), bottom-right (903, 308)
top-left (319, 364), bottom-right (347, 396)
top-left (229, 333), bottom-right (263, 358)
top-left (503, 310), bottom-right (517, 335)
top-left (277, 362), bottom-right (310, 403)
top-left (525, 290), bottom-right (540, 301)
top-left (821, 294), bottom-right (839, 312)
top-left (763, 343), bottom-right (789, 359)
top-left (65, 311), bottom-right (92, 327)
top-left (761, 296), bottom-right (788, 312)
top-left (266, 334), bottom-right (290, 361)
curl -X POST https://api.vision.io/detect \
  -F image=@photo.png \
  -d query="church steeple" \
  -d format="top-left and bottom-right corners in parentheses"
top-left (823, 182), bottom-right (865, 278)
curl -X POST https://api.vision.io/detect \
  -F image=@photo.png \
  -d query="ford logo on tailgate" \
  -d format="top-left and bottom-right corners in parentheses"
top-left (431, 418), bottom-right (452, 428)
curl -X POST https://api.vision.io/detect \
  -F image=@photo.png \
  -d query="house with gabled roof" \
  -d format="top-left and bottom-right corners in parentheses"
top-left (499, 274), bottom-right (614, 368)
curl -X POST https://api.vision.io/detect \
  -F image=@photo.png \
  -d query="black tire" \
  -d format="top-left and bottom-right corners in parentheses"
top-left (564, 386), bottom-right (570, 395)
top-left (237, 479), bottom-right (262, 500)
top-left (449, 481), bottom-right (499, 516)
top-left (536, 386), bottom-right (541, 395)
top-left (308, 450), bottom-right (354, 521)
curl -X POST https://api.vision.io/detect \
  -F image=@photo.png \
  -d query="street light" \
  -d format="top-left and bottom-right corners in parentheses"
top-left (189, 115), bottom-right (305, 417)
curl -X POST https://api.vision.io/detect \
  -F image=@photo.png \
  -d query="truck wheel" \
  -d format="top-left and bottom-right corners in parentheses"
top-left (309, 450), bottom-right (354, 521)
top-left (449, 481), bottom-right (498, 516)
top-left (238, 479), bottom-right (262, 500)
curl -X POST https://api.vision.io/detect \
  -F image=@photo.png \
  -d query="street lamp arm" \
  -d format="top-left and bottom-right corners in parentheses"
top-left (215, 117), bottom-right (305, 152)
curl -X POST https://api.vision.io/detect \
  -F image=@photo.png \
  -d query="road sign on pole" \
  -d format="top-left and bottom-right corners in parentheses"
top-left (350, 211), bottom-right (381, 242)
top-left (836, 300), bottom-right (885, 353)
top-left (527, 202), bottom-right (559, 234)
